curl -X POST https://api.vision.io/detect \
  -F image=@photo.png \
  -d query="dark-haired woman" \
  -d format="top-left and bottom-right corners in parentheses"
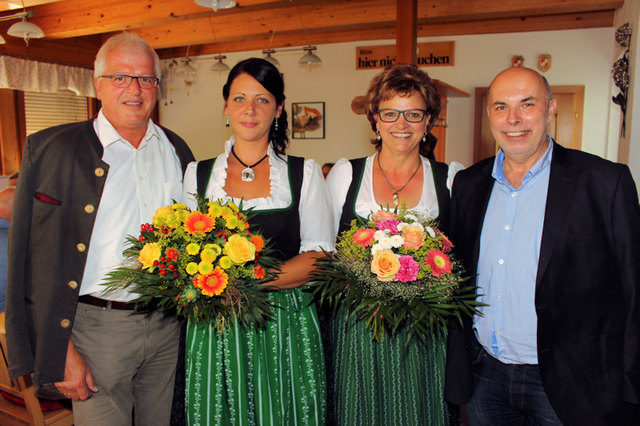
top-left (181, 58), bottom-right (332, 425)
top-left (326, 64), bottom-right (463, 425)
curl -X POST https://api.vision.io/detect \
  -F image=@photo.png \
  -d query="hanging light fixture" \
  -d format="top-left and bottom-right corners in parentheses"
top-left (299, 45), bottom-right (321, 65)
top-left (263, 49), bottom-right (280, 67)
top-left (295, 5), bottom-right (321, 67)
top-left (194, 0), bottom-right (237, 12)
top-left (8, 18), bottom-right (45, 45)
top-left (210, 55), bottom-right (230, 72)
top-left (0, 5), bottom-right (44, 46)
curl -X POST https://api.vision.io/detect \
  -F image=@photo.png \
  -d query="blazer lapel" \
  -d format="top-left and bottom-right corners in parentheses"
top-left (470, 162), bottom-right (496, 279)
top-left (536, 142), bottom-right (577, 287)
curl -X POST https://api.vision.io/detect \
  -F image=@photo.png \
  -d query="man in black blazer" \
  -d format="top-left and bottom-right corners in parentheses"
top-left (444, 67), bottom-right (640, 425)
top-left (6, 33), bottom-right (194, 424)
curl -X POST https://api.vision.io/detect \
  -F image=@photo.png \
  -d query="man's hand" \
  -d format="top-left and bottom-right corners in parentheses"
top-left (54, 338), bottom-right (98, 401)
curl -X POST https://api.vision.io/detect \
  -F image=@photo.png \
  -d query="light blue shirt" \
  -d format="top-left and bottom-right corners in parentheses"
top-left (474, 138), bottom-right (553, 364)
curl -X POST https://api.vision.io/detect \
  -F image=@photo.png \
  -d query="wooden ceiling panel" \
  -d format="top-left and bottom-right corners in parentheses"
top-left (0, 0), bottom-right (625, 66)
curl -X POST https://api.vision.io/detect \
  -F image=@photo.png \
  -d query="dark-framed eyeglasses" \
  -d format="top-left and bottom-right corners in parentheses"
top-left (377, 108), bottom-right (428, 123)
top-left (99, 74), bottom-right (160, 89)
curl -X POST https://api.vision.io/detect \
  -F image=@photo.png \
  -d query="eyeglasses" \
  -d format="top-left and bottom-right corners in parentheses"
top-left (377, 109), bottom-right (428, 123)
top-left (99, 74), bottom-right (160, 89)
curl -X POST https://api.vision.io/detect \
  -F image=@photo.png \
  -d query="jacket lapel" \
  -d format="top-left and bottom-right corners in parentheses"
top-left (471, 162), bottom-right (496, 279)
top-left (536, 142), bottom-right (576, 287)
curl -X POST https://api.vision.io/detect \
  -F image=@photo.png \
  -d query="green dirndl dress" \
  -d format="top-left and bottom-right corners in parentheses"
top-left (184, 156), bottom-right (326, 425)
top-left (329, 156), bottom-right (453, 426)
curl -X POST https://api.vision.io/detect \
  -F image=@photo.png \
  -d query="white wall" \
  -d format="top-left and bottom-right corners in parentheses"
top-left (614, 0), bottom-right (640, 188)
top-left (160, 27), bottom-right (615, 167)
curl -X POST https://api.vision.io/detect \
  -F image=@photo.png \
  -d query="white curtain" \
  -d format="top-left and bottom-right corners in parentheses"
top-left (0, 55), bottom-right (96, 98)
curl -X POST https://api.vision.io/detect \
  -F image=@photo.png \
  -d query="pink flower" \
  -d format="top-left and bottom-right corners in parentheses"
top-left (376, 219), bottom-right (400, 234)
top-left (372, 210), bottom-right (398, 221)
top-left (352, 228), bottom-right (376, 248)
top-left (425, 249), bottom-right (452, 277)
top-left (394, 255), bottom-right (420, 283)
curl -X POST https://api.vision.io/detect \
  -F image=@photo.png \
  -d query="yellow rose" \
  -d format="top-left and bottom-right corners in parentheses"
top-left (224, 234), bottom-right (255, 264)
top-left (370, 249), bottom-right (400, 281)
top-left (402, 225), bottom-right (426, 248)
top-left (139, 243), bottom-right (161, 270)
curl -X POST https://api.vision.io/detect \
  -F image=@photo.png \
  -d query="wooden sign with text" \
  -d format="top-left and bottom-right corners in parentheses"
top-left (356, 41), bottom-right (455, 70)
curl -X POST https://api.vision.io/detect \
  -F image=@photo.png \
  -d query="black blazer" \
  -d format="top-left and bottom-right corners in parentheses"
top-left (6, 119), bottom-right (194, 386)
top-left (444, 142), bottom-right (640, 425)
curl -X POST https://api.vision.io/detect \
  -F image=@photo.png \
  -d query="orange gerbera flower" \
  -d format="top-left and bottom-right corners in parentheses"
top-left (193, 267), bottom-right (228, 297)
top-left (250, 235), bottom-right (265, 252)
top-left (253, 266), bottom-right (266, 280)
top-left (184, 211), bottom-right (215, 235)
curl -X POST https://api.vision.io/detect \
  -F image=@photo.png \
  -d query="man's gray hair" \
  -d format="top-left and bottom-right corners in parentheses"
top-left (94, 32), bottom-right (161, 79)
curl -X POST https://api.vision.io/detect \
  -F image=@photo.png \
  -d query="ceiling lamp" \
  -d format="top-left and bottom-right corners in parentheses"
top-left (8, 18), bottom-right (45, 45)
top-left (175, 58), bottom-right (198, 95)
top-left (194, 0), bottom-right (237, 12)
top-left (0, 7), bottom-right (44, 46)
top-left (299, 45), bottom-right (321, 65)
top-left (263, 49), bottom-right (280, 67)
top-left (210, 54), bottom-right (230, 72)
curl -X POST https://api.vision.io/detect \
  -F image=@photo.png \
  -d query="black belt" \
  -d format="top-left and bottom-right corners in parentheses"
top-left (78, 295), bottom-right (139, 311)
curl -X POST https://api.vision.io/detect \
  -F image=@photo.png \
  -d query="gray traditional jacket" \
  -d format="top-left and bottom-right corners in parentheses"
top-left (5, 119), bottom-right (194, 386)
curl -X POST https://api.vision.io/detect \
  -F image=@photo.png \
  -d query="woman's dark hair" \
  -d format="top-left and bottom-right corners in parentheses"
top-left (223, 58), bottom-right (289, 156)
top-left (364, 63), bottom-right (441, 157)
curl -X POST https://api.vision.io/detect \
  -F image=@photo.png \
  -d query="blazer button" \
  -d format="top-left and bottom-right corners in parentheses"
top-left (68, 280), bottom-right (78, 290)
top-left (77, 243), bottom-right (86, 252)
top-left (60, 319), bottom-right (71, 328)
top-left (95, 168), bottom-right (105, 177)
top-left (84, 204), bottom-right (95, 214)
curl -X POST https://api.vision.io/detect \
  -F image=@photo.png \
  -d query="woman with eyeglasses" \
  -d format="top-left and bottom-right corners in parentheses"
top-left (325, 63), bottom-right (463, 425)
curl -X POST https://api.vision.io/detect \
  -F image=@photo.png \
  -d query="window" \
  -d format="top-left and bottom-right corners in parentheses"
top-left (23, 91), bottom-right (89, 136)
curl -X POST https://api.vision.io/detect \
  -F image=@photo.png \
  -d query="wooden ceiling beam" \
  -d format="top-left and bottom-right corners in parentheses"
top-left (158, 10), bottom-right (614, 59)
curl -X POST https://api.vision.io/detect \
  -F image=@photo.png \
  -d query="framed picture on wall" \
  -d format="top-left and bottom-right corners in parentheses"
top-left (292, 102), bottom-right (325, 139)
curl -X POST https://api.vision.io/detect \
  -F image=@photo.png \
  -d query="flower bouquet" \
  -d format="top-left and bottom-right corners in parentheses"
top-left (104, 198), bottom-right (281, 333)
top-left (310, 208), bottom-right (480, 342)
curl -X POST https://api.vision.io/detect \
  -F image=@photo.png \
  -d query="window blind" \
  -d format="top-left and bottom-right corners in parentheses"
top-left (24, 91), bottom-right (88, 136)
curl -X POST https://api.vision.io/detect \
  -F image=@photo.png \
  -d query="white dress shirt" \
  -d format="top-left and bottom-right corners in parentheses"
top-left (326, 153), bottom-right (463, 237)
top-left (182, 137), bottom-right (335, 254)
top-left (80, 110), bottom-right (184, 301)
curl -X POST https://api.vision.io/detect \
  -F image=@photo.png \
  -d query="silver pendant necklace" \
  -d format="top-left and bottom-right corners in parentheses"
top-left (231, 146), bottom-right (269, 182)
top-left (377, 153), bottom-right (421, 206)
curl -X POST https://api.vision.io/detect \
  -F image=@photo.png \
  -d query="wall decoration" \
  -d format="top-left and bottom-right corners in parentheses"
top-left (612, 22), bottom-right (631, 137)
top-left (511, 55), bottom-right (524, 67)
top-left (537, 54), bottom-right (552, 72)
top-left (292, 102), bottom-right (325, 139)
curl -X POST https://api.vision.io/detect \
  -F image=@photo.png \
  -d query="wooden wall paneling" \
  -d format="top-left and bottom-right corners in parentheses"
top-left (0, 89), bottom-right (25, 175)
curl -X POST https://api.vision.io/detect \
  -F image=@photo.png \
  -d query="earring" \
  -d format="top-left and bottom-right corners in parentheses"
top-left (422, 133), bottom-right (427, 143)
top-left (225, 117), bottom-right (230, 128)
top-left (274, 117), bottom-right (279, 132)
top-left (376, 130), bottom-right (382, 141)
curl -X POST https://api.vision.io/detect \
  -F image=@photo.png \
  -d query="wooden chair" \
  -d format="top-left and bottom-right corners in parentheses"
top-left (0, 312), bottom-right (74, 425)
